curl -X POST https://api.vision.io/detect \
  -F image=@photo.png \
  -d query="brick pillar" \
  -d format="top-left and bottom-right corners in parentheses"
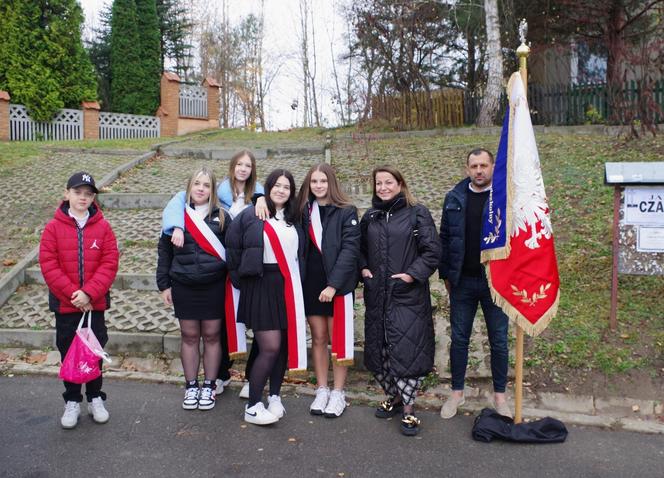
top-left (157, 71), bottom-right (180, 137)
top-left (81, 101), bottom-right (100, 140)
top-left (0, 91), bottom-right (10, 142)
top-left (203, 77), bottom-right (220, 126)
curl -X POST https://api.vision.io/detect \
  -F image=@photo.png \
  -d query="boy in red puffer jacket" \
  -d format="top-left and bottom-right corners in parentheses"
top-left (39, 172), bottom-right (119, 429)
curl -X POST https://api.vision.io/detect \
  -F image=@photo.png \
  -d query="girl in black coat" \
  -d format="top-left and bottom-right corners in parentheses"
top-left (226, 169), bottom-right (306, 426)
top-left (360, 166), bottom-right (441, 436)
top-left (157, 167), bottom-right (231, 411)
top-left (297, 164), bottom-right (360, 418)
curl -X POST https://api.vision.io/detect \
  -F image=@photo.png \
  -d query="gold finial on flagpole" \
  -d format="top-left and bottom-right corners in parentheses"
top-left (517, 19), bottom-right (530, 90)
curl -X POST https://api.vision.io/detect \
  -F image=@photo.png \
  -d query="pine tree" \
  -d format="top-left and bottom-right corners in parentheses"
top-left (156, 0), bottom-right (194, 79)
top-left (135, 0), bottom-right (161, 114)
top-left (87, 5), bottom-right (113, 110)
top-left (110, 0), bottom-right (143, 113)
top-left (0, 0), bottom-right (97, 121)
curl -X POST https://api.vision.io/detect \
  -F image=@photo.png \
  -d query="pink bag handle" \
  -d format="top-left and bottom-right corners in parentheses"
top-left (77, 311), bottom-right (112, 364)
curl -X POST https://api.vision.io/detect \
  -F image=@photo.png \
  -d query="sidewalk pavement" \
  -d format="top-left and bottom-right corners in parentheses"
top-left (1, 346), bottom-right (662, 435)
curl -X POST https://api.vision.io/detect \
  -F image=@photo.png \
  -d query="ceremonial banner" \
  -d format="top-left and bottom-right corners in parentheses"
top-left (309, 201), bottom-right (355, 365)
top-left (480, 72), bottom-right (560, 336)
top-left (184, 205), bottom-right (247, 357)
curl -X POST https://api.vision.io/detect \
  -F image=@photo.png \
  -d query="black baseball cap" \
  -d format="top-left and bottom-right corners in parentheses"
top-left (66, 172), bottom-right (98, 193)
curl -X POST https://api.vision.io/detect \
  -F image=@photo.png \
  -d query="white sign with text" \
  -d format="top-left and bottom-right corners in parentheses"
top-left (624, 187), bottom-right (664, 225)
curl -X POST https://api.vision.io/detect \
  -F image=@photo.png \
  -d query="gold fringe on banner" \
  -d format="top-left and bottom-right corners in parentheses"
top-left (485, 264), bottom-right (559, 337)
top-left (228, 351), bottom-right (248, 360)
top-left (332, 355), bottom-right (354, 367)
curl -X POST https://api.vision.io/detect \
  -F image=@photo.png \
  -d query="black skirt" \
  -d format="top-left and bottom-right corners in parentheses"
top-left (303, 246), bottom-right (334, 317)
top-left (237, 264), bottom-right (288, 331)
top-left (172, 279), bottom-right (225, 321)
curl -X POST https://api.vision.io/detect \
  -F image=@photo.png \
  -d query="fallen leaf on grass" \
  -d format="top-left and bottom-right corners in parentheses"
top-left (2, 259), bottom-right (16, 267)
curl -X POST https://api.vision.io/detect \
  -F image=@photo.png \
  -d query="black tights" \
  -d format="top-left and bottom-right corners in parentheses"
top-left (179, 319), bottom-right (222, 382)
top-left (248, 330), bottom-right (287, 406)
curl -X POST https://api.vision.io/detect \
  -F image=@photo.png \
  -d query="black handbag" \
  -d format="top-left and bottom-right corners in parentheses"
top-left (472, 407), bottom-right (568, 444)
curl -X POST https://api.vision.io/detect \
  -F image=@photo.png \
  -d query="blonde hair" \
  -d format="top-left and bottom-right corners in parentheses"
top-left (372, 165), bottom-right (417, 206)
top-left (185, 166), bottom-right (225, 230)
top-left (229, 149), bottom-right (258, 205)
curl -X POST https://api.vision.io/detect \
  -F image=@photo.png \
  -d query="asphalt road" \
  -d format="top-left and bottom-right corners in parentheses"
top-left (1, 376), bottom-right (662, 478)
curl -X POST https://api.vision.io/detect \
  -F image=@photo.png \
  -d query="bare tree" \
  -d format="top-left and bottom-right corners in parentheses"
top-left (476, 0), bottom-right (503, 126)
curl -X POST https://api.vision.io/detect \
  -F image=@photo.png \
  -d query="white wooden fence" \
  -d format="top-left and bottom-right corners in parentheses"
top-left (9, 105), bottom-right (82, 141)
top-left (179, 84), bottom-right (208, 118)
top-left (99, 112), bottom-right (160, 139)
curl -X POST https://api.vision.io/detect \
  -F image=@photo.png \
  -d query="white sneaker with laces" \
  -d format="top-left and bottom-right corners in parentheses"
top-left (198, 386), bottom-right (216, 410)
top-left (267, 395), bottom-right (285, 419)
top-left (182, 387), bottom-right (199, 410)
top-left (309, 386), bottom-right (330, 415)
top-left (87, 397), bottom-right (110, 424)
top-left (239, 382), bottom-right (250, 399)
top-left (244, 402), bottom-right (278, 425)
top-left (61, 401), bottom-right (80, 429)
top-left (323, 390), bottom-right (346, 418)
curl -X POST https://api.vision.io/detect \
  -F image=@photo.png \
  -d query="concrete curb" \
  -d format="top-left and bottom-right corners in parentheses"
top-left (25, 268), bottom-right (157, 290)
top-left (98, 150), bottom-right (157, 188)
top-left (3, 362), bottom-right (662, 434)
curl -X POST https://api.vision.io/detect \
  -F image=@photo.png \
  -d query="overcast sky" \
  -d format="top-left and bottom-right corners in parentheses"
top-left (80, 0), bottom-right (347, 130)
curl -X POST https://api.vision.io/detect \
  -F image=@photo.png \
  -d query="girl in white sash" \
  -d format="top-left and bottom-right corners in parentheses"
top-left (297, 164), bottom-right (360, 418)
top-left (226, 169), bottom-right (307, 425)
top-left (157, 167), bottom-right (232, 411)
top-left (161, 150), bottom-right (268, 397)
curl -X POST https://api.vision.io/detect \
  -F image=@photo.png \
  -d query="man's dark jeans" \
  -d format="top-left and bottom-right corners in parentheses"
top-left (449, 275), bottom-right (509, 393)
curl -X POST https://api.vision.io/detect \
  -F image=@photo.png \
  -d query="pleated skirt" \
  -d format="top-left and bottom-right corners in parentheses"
top-left (237, 264), bottom-right (288, 331)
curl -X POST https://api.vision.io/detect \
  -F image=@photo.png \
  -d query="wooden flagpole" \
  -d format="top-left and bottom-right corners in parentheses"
top-left (513, 20), bottom-right (530, 425)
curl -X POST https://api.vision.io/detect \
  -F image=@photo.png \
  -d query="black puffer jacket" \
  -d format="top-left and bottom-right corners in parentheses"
top-left (360, 195), bottom-right (441, 377)
top-left (439, 177), bottom-right (489, 286)
top-left (225, 206), bottom-right (306, 288)
top-left (156, 207), bottom-right (231, 290)
top-left (301, 202), bottom-right (361, 295)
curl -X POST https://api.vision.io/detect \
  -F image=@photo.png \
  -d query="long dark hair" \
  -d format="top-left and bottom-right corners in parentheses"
top-left (229, 149), bottom-right (258, 205)
top-left (296, 163), bottom-right (352, 213)
top-left (264, 169), bottom-right (298, 225)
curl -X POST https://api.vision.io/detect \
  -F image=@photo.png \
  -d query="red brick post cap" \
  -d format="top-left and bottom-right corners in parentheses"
top-left (163, 71), bottom-right (181, 82)
top-left (0, 91), bottom-right (10, 101)
top-left (81, 101), bottom-right (100, 110)
top-left (203, 77), bottom-right (220, 87)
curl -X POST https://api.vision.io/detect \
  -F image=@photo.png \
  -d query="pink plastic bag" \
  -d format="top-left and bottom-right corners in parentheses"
top-left (58, 312), bottom-right (111, 384)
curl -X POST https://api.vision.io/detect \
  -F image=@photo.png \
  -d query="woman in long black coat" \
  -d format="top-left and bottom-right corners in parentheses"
top-left (360, 165), bottom-right (441, 436)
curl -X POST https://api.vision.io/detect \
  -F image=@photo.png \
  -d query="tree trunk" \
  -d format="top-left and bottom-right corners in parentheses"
top-left (606, 0), bottom-right (626, 123)
top-left (476, 0), bottom-right (503, 127)
top-left (467, 29), bottom-right (476, 92)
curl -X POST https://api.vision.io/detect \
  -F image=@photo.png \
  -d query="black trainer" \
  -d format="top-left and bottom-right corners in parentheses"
top-left (400, 414), bottom-right (421, 436)
top-left (374, 398), bottom-right (403, 419)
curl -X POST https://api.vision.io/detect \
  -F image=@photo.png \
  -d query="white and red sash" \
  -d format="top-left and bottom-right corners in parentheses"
top-left (184, 205), bottom-right (247, 357)
top-left (263, 220), bottom-right (307, 372)
top-left (309, 201), bottom-right (354, 365)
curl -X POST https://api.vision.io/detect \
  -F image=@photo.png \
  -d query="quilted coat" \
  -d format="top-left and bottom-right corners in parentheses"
top-left (39, 202), bottom-right (119, 314)
top-left (360, 195), bottom-right (441, 377)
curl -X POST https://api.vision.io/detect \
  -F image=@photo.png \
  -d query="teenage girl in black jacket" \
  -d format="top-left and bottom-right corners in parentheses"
top-left (297, 163), bottom-right (360, 418)
top-left (157, 167), bottom-right (231, 411)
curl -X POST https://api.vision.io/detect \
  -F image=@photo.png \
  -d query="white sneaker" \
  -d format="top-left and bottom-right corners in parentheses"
top-left (323, 390), bottom-right (346, 418)
top-left (239, 382), bottom-right (250, 399)
top-left (309, 386), bottom-right (330, 415)
top-left (215, 378), bottom-right (232, 395)
top-left (182, 387), bottom-right (199, 410)
top-left (198, 386), bottom-right (216, 410)
top-left (61, 401), bottom-right (80, 429)
top-left (87, 397), bottom-right (110, 424)
top-left (267, 395), bottom-right (285, 419)
top-left (244, 402), bottom-right (278, 425)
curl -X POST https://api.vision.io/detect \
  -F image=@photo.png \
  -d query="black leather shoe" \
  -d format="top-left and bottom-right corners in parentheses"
top-left (400, 414), bottom-right (421, 436)
top-left (374, 398), bottom-right (403, 418)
